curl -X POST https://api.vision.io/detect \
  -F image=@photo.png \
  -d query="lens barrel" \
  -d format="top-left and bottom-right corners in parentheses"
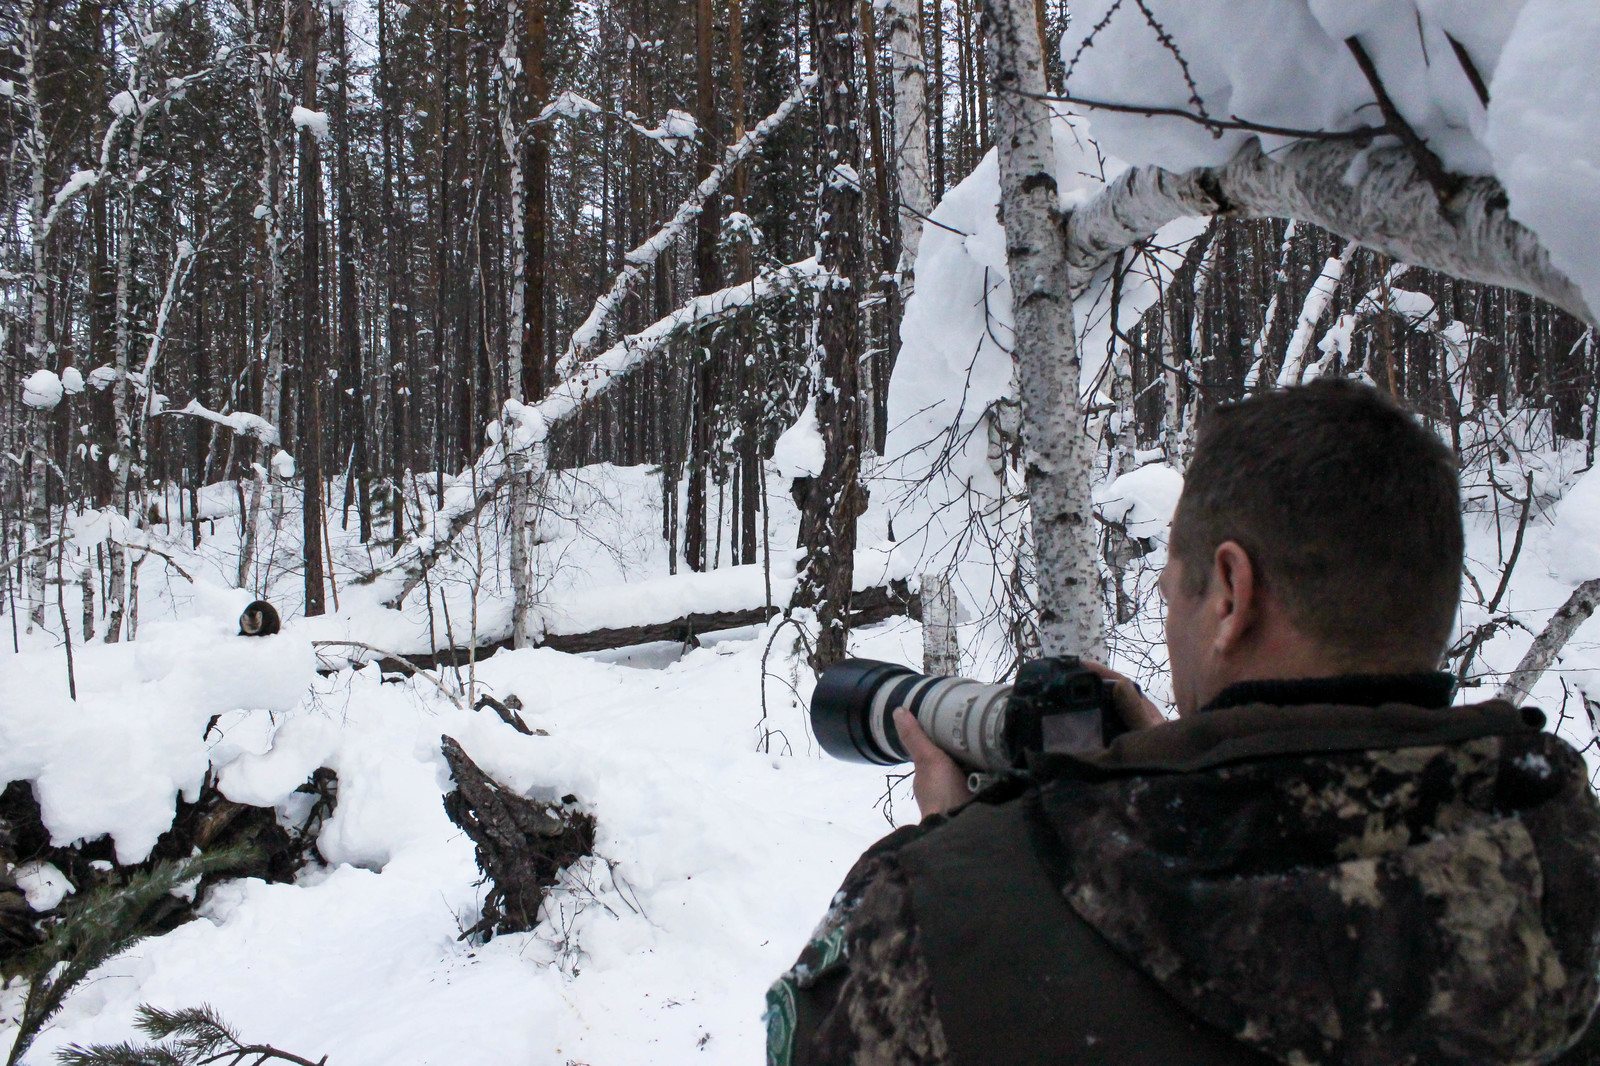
top-left (810, 659), bottom-right (1017, 770)
top-left (810, 658), bottom-right (916, 765)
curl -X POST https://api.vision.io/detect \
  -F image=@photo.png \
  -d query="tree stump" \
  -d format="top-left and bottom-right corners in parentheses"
top-left (440, 736), bottom-right (595, 941)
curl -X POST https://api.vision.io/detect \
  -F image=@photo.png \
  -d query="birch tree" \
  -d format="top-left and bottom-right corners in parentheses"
top-left (980, 0), bottom-right (1103, 660)
top-left (880, 0), bottom-right (931, 298)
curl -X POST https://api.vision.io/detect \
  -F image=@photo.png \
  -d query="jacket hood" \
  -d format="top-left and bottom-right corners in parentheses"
top-left (1031, 701), bottom-right (1600, 1066)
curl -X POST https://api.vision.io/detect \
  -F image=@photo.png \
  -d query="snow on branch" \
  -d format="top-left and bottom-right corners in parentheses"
top-left (557, 74), bottom-right (818, 375)
top-left (366, 259), bottom-right (824, 604)
top-left (1064, 139), bottom-right (1595, 326)
top-left (159, 399), bottom-right (280, 445)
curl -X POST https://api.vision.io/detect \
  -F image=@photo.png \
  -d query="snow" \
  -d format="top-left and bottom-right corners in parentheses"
top-left (632, 108), bottom-right (697, 155)
top-left (0, 598), bottom-right (314, 864)
top-left (0, 468), bottom-right (925, 1062)
top-left (771, 400), bottom-right (825, 479)
top-left (12, 862), bottom-right (74, 912)
top-left (1094, 464), bottom-right (1184, 543)
top-left (109, 90), bottom-right (137, 117)
top-left (60, 366), bottom-right (85, 395)
top-left (537, 90), bottom-right (602, 123)
top-left (87, 365), bottom-right (118, 390)
top-left (291, 105), bottom-right (331, 141)
top-left (1548, 465), bottom-right (1600, 586)
top-left (54, 169), bottom-right (98, 207)
top-left (21, 369), bottom-right (64, 409)
top-left (177, 398), bottom-right (280, 445)
top-left (1061, 0), bottom-right (1600, 318)
top-left (1485, 0), bottom-right (1600, 316)
top-left (271, 449), bottom-right (295, 478)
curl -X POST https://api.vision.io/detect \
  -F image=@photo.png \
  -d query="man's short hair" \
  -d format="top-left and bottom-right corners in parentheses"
top-left (1168, 379), bottom-right (1463, 664)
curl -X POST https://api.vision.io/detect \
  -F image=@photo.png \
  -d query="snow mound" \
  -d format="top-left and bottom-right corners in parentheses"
top-left (0, 585), bottom-right (314, 863)
top-left (1548, 465), bottom-right (1600, 586)
top-left (1094, 464), bottom-right (1184, 543)
top-left (771, 400), bottom-right (824, 479)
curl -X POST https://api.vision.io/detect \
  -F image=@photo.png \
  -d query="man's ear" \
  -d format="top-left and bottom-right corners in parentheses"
top-left (1209, 541), bottom-right (1260, 654)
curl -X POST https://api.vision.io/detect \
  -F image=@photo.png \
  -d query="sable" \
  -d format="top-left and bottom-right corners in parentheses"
top-left (238, 599), bottom-right (281, 637)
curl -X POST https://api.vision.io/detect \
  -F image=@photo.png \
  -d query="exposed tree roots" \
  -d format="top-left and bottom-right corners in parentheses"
top-left (440, 735), bottom-right (595, 941)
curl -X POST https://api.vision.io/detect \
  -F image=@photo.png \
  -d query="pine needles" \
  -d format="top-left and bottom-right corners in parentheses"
top-left (54, 1004), bottom-right (325, 1066)
top-left (5, 845), bottom-right (257, 1066)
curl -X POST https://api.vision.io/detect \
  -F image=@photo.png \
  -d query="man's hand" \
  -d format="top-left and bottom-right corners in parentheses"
top-left (894, 707), bottom-right (973, 821)
top-left (1081, 660), bottom-right (1168, 731)
top-left (893, 662), bottom-right (1167, 822)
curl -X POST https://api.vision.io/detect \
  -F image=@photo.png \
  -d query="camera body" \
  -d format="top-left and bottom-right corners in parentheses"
top-left (810, 656), bottom-right (1122, 772)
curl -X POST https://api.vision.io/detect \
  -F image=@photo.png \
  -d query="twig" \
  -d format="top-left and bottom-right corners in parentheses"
top-left (1344, 37), bottom-right (1460, 200)
top-left (1445, 33), bottom-right (1490, 107)
top-left (1011, 86), bottom-right (1384, 144)
top-left (310, 639), bottom-right (466, 709)
top-left (1485, 472), bottom-right (1534, 615)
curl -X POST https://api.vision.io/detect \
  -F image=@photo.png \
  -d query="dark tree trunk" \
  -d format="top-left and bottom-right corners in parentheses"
top-left (792, 0), bottom-right (864, 670)
top-left (523, 0), bottom-right (549, 401)
top-left (299, 0), bottom-right (327, 617)
top-left (333, 4), bottom-right (369, 542)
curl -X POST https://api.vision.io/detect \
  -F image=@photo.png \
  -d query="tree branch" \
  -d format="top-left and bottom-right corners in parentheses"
top-left (1064, 140), bottom-right (1594, 326)
top-left (1497, 579), bottom-right (1600, 706)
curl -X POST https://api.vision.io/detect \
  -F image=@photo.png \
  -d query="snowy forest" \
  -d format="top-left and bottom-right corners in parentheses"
top-left (1, 0), bottom-right (1598, 1059)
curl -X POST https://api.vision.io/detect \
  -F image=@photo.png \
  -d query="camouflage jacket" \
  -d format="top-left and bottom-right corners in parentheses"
top-left (766, 686), bottom-right (1600, 1066)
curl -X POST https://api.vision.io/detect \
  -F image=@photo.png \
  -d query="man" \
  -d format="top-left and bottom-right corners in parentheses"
top-left (767, 380), bottom-right (1600, 1066)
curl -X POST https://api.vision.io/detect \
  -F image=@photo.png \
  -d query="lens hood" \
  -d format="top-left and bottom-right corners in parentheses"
top-left (810, 658), bottom-right (915, 764)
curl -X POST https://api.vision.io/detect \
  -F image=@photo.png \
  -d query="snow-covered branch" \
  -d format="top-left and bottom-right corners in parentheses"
top-left (367, 259), bottom-right (823, 602)
top-left (556, 75), bottom-right (817, 375)
top-left (158, 399), bottom-right (280, 445)
top-left (1065, 139), bottom-right (1594, 326)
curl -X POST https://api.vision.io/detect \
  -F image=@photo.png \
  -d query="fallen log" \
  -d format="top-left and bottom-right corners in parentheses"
top-left (373, 580), bottom-right (921, 672)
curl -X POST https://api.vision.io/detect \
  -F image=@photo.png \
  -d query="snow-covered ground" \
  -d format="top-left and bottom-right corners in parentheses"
top-left (0, 470), bottom-right (928, 1061)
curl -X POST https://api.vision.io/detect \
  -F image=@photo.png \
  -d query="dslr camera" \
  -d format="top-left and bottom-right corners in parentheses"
top-left (810, 656), bottom-right (1124, 772)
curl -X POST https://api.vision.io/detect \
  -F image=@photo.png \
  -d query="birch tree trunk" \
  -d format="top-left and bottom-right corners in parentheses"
top-left (1497, 579), bottom-right (1600, 707)
top-left (20, 0), bottom-right (51, 631)
top-left (981, 0), bottom-right (1102, 660)
top-left (106, 58), bottom-right (158, 643)
top-left (790, 0), bottom-right (863, 671)
top-left (499, 0), bottom-right (533, 650)
top-left (881, 0), bottom-right (931, 297)
top-left (921, 571), bottom-right (960, 675)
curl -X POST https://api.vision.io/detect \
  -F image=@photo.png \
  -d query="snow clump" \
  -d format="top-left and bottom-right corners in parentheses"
top-left (771, 399), bottom-right (825, 479)
top-left (291, 105), bottom-right (331, 141)
top-left (21, 369), bottom-right (64, 409)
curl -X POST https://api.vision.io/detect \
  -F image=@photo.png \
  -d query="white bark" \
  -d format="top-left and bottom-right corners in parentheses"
top-left (1496, 579), bottom-right (1600, 708)
top-left (1065, 139), bottom-right (1593, 327)
top-left (921, 571), bottom-right (960, 675)
top-left (499, 4), bottom-right (534, 650)
top-left (982, 0), bottom-right (1104, 660)
top-left (1279, 239), bottom-right (1356, 386)
top-left (880, 0), bottom-right (931, 297)
top-left (20, 0), bottom-right (51, 630)
top-left (557, 75), bottom-right (817, 376)
top-left (1244, 220), bottom-right (1297, 389)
